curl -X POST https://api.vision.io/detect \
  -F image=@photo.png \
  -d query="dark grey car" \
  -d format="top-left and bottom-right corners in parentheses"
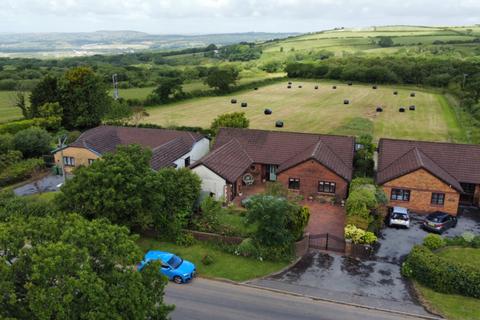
top-left (422, 211), bottom-right (457, 234)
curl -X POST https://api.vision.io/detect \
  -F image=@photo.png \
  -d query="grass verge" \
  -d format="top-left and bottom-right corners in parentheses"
top-left (137, 236), bottom-right (288, 282)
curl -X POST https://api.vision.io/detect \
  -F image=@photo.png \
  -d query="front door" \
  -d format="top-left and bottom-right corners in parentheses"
top-left (268, 165), bottom-right (277, 181)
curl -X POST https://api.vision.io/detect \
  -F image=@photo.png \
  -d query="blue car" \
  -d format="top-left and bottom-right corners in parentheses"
top-left (137, 250), bottom-right (196, 284)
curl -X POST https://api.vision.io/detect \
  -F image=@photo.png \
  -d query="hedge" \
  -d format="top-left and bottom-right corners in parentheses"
top-left (0, 117), bottom-right (61, 134)
top-left (402, 245), bottom-right (480, 299)
top-left (0, 158), bottom-right (45, 187)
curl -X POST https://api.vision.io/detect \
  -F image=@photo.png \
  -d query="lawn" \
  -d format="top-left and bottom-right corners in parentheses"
top-left (217, 208), bottom-right (256, 237)
top-left (143, 80), bottom-right (465, 142)
top-left (437, 246), bottom-right (480, 269)
top-left (137, 237), bottom-right (287, 282)
top-left (415, 282), bottom-right (480, 320)
top-left (0, 91), bottom-right (22, 123)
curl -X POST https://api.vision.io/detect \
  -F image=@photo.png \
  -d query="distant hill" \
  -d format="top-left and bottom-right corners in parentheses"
top-left (0, 31), bottom-right (299, 58)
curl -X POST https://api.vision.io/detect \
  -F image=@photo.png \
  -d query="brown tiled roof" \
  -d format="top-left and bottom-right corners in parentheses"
top-left (69, 125), bottom-right (204, 169)
top-left (193, 128), bottom-right (354, 182)
top-left (192, 139), bottom-right (253, 183)
top-left (377, 138), bottom-right (480, 188)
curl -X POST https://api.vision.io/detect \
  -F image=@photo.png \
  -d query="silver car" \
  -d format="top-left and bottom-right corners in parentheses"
top-left (389, 206), bottom-right (410, 228)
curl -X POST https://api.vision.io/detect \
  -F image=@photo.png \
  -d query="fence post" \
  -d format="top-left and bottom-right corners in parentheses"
top-left (325, 233), bottom-right (329, 250)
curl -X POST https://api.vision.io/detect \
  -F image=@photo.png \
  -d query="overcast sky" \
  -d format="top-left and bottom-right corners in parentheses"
top-left (1, 0), bottom-right (479, 34)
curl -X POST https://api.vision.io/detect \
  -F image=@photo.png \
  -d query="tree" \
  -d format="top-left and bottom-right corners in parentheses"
top-left (38, 102), bottom-right (63, 118)
top-left (57, 145), bottom-right (164, 229)
top-left (13, 127), bottom-right (52, 158)
top-left (204, 66), bottom-right (239, 93)
top-left (0, 133), bottom-right (14, 154)
top-left (149, 77), bottom-right (184, 103)
top-left (353, 134), bottom-right (375, 177)
top-left (59, 66), bottom-right (111, 129)
top-left (130, 106), bottom-right (150, 126)
top-left (210, 112), bottom-right (249, 135)
top-left (377, 36), bottom-right (394, 48)
top-left (0, 210), bottom-right (173, 319)
top-left (29, 75), bottom-right (59, 113)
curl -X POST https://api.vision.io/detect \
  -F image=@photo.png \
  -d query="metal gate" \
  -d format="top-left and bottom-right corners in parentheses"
top-left (309, 233), bottom-right (345, 253)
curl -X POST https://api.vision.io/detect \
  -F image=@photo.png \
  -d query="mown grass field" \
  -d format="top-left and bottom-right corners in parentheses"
top-left (143, 80), bottom-right (466, 142)
top-left (0, 91), bottom-right (22, 123)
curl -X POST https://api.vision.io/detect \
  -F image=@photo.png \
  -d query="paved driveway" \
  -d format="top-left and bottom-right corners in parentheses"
top-left (14, 174), bottom-right (65, 196)
top-left (250, 208), bottom-right (480, 316)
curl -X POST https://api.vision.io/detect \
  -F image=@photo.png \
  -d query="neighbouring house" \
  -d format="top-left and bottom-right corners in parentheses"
top-left (53, 125), bottom-right (210, 172)
top-left (191, 128), bottom-right (355, 202)
top-left (376, 138), bottom-right (480, 215)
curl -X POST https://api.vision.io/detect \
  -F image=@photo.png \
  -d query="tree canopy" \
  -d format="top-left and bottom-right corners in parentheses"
top-left (210, 112), bottom-right (249, 135)
top-left (204, 66), bottom-right (239, 93)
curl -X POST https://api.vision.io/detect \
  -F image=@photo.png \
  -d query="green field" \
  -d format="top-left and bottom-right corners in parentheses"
top-left (143, 80), bottom-right (465, 142)
top-left (0, 91), bottom-right (22, 123)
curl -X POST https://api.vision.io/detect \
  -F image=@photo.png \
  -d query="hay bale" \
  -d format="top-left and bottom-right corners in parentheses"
top-left (343, 99), bottom-right (350, 105)
top-left (314, 86), bottom-right (319, 89)
top-left (372, 85), bottom-right (377, 89)
top-left (298, 85), bottom-right (302, 88)
top-left (393, 91), bottom-right (398, 95)
top-left (332, 86), bottom-right (337, 89)
top-left (231, 99), bottom-right (237, 104)
top-left (399, 107), bottom-right (405, 112)
top-left (287, 85), bottom-right (292, 89)
top-left (348, 81), bottom-right (353, 86)
top-left (376, 107), bottom-right (383, 112)
top-left (241, 102), bottom-right (248, 108)
top-left (254, 87), bottom-right (258, 91)
top-left (264, 108), bottom-right (272, 115)
top-left (275, 120), bottom-right (284, 128)
top-left (288, 81), bottom-right (292, 85)
top-left (410, 92), bottom-right (416, 97)
top-left (409, 105), bottom-right (416, 111)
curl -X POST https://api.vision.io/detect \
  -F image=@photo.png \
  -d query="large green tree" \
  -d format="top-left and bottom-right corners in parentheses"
top-left (57, 145), bottom-right (163, 229)
top-left (149, 77), bottom-right (184, 103)
top-left (210, 112), bottom-right (249, 135)
top-left (13, 127), bottom-right (52, 158)
top-left (29, 75), bottom-right (60, 115)
top-left (204, 66), bottom-right (239, 93)
top-left (59, 66), bottom-right (111, 129)
top-left (0, 208), bottom-right (173, 319)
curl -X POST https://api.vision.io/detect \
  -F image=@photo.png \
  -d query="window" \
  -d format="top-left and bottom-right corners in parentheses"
top-left (63, 156), bottom-right (75, 166)
top-left (88, 159), bottom-right (95, 165)
top-left (391, 189), bottom-right (410, 201)
top-left (288, 178), bottom-right (300, 190)
top-left (184, 156), bottom-right (190, 167)
top-left (431, 193), bottom-right (445, 205)
top-left (318, 181), bottom-right (336, 193)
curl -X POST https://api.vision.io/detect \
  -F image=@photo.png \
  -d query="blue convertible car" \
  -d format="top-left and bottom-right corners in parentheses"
top-left (137, 250), bottom-right (196, 284)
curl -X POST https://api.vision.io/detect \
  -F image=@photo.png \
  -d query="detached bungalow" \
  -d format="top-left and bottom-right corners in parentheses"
top-left (376, 138), bottom-right (480, 215)
top-left (53, 125), bottom-right (210, 172)
top-left (191, 128), bottom-right (354, 202)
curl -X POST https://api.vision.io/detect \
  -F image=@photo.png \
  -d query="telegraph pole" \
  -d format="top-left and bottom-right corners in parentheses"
top-left (58, 135), bottom-right (68, 185)
top-left (112, 74), bottom-right (119, 100)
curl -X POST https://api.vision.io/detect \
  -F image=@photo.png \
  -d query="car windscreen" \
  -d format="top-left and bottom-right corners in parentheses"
top-left (427, 216), bottom-right (443, 222)
top-left (167, 255), bottom-right (183, 269)
top-left (392, 213), bottom-right (408, 220)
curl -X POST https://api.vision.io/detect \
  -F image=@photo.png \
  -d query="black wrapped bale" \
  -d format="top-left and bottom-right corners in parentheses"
top-left (298, 85), bottom-right (302, 88)
top-left (275, 120), bottom-right (284, 128)
top-left (348, 81), bottom-right (353, 86)
top-left (344, 99), bottom-right (350, 105)
top-left (399, 107), bottom-right (405, 112)
top-left (288, 81), bottom-right (292, 85)
top-left (376, 107), bottom-right (383, 112)
top-left (410, 92), bottom-right (416, 97)
top-left (241, 102), bottom-right (247, 107)
top-left (254, 87), bottom-right (258, 90)
top-left (314, 86), bottom-right (319, 89)
top-left (287, 85), bottom-right (292, 89)
top-left (409, 105), bottom-right (416, 111)
top-left (393, 91), bottom-right (398, 95)
top-left (372, 85), bottom-right (377, 89)
top-left (332, 85), bottom-right (337, 89)
top-left (231, 99), bottom-right (237, 104)
top-left (264, 109), bottom-right (272, 115)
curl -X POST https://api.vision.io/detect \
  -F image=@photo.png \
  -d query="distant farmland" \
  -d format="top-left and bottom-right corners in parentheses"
top-left (143, 80), bottom-right (466, 143)
top-left (0, 91), bottom-right (22, 123)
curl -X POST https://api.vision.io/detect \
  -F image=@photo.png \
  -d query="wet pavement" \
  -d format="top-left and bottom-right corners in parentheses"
top-left (14, 174), bottom-right (65, 196)
top-left (249, 208), bottom-right (480, 316)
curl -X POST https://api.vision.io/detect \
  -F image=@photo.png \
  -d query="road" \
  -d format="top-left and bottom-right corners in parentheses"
top-left (165, 278), bottom-right (428, 320)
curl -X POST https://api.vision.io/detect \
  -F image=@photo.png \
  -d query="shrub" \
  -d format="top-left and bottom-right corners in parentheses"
top-left (0, 158), bottom-right (45, 187)
top-left (345, 215), bottom-right (370, 230)
top-left (0, 133), bottom-right (14, 154)
top-left (462, 231), bottom-right (475, 243)
top-left (344, 224), bottom-right (377, 245)
top-left (423, 234), bottom-right (446, 250)
top-left (201, 254), bottom-right (215, 266)
top-left (288, 206), bottom-right (310, 241)
top-left (193, 196), bottom-right (221, 233)
top-left (402, 245), bottom-right (480, 298)
top-left (0, 117), bottom-right (61, 134)
top-left (13, 127), bottom-right (52, 158)
top-left (175, 232), bottom-right (195, 247)
top-left (236, 238), bottom-right (259, 257)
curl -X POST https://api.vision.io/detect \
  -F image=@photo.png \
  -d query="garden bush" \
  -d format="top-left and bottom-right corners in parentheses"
top-left (0, 158), bottom-right (44, 187)
top-left (402, 245), bottom-right (480, 298)
top-left (0, 117), bottom-right (61, 134)
top-left (345, 215), bottom-right (370, 230)
top-left (175, 232), bottom-right (196, 247)
top-left (13, 127), bottom-right (52, 158)
top-left (423, 234), bottom-right (446, 250)
top-left (193, 196), bottom-right (221, 233)
top-left (344, 224), bottom-right (377, 245)
top-left (236, 238), bottom-right (259, 258)
top-left (201, 254), bottom-right (215, 266)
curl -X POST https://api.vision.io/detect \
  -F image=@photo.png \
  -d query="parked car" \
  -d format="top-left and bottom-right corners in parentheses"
top-left (137, 250), bottom-right (196, 284)
top-left (422, 211), bottom-right (457, 234)
top-left (388, 206), bottom-right (410, 228)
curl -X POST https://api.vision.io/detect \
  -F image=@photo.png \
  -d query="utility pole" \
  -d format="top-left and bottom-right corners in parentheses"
top-left (112, 74), bottom-right (119, 100)
top-left (463, 73), bottom-right (468, 89)
top-left (58, 135), bottom-right (68, 185)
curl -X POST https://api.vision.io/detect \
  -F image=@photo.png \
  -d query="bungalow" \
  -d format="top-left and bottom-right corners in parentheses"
top-left (376, 138), bottom-right (480, 216)
top-left (53, 125), bottom-right (210, 172)
top-left (191, 128), bottom-right (355, 202)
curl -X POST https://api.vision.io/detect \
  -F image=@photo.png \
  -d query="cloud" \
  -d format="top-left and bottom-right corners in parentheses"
top-left (1, 0), bottom-right (479, 33)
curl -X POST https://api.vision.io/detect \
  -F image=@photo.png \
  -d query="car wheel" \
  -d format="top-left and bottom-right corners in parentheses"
top-left (173, 276), bottom-right (183, 284)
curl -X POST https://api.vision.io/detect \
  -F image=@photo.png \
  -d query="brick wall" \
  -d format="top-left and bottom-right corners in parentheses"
top-left (382, 169), bottom-right (460, 215)
top-left (277, 160), bottom-right (349, 199)
top-left (53, 147), bottom-right (99, 173)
